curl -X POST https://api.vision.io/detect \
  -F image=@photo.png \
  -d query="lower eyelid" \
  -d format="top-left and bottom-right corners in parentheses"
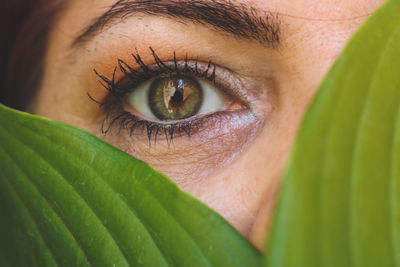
top-left (104, 108), bottom-right (256, 143)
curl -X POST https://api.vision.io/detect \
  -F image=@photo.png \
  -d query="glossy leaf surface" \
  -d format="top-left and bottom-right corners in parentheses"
top-left (266, 0), bottom-right (400, 266)
top-left (0, 105), bottom-right (261, 267)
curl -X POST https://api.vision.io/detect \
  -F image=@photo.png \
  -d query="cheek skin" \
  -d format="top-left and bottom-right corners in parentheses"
top-left (184, 115), bottom-right (294, 249)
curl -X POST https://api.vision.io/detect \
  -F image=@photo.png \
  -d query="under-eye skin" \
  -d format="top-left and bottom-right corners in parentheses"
top-left (91, 47), bottom-right (255, 144)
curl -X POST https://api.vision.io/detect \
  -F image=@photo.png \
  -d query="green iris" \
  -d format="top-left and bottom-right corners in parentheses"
top-left (148, 75), bottom-right (204, 121)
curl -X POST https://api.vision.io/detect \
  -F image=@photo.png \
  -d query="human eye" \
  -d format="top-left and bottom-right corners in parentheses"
top-left (93, 48), bottom-right (248, 144)
top-left (90, 47), bottom-right (264, 181)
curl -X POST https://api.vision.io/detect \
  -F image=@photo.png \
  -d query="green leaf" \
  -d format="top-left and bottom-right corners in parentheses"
top-left (0, 104), bottom-right (262, 266)
top-left (266, 0), bottom-right (400, 266)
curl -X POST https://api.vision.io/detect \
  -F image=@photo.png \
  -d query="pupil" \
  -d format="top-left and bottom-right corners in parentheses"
top-left (170, 89), bottom-right (183, 104)
top-left (168, 79), bottom-right (185, 108)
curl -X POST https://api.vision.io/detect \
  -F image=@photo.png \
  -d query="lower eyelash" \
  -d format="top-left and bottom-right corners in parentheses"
top-left (101, 107), bottom-right (217, 145)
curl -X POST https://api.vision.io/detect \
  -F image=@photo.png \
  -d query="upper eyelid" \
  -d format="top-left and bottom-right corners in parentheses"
top-left (116, 56), bottom-right (217, 83)
top-left (115, 49), bottom-right (242, 84)
top-left (94, 47), bottom-right (220, 87)
top-left (111, 58), bottom-right (220, 100)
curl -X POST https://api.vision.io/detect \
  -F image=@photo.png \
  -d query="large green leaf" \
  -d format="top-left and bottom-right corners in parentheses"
top-left (0, 104), bottom-right (262, 266)
top-left (2, 0), bottom-right (400, 265)
top-left (266, 0), bottom-right (400, 266)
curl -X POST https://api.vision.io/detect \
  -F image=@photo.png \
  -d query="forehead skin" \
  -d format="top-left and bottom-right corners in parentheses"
top-left (36, 0), bottom-right (385, 250)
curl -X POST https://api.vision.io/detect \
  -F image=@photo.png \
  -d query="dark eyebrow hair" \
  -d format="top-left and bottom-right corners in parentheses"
top-left (71, 0), bottom-right (282, 48)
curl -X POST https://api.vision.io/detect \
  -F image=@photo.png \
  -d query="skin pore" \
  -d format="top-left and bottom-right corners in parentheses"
top-left (32, 0), bottom-right (384, 250)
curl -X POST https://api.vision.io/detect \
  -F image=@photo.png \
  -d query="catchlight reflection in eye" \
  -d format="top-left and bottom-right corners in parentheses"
top-left (127, 75), bottom-right (227, 121)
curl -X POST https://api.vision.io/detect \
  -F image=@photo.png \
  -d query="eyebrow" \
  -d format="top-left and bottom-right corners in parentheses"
top-left (71, 0), bottom-right (282, 49)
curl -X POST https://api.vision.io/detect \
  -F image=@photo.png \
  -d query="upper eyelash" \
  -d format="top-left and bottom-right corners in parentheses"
top-left (92, 47), bottom-right (217, 101)
top-left (89, 47), bottom-right (219, 143)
